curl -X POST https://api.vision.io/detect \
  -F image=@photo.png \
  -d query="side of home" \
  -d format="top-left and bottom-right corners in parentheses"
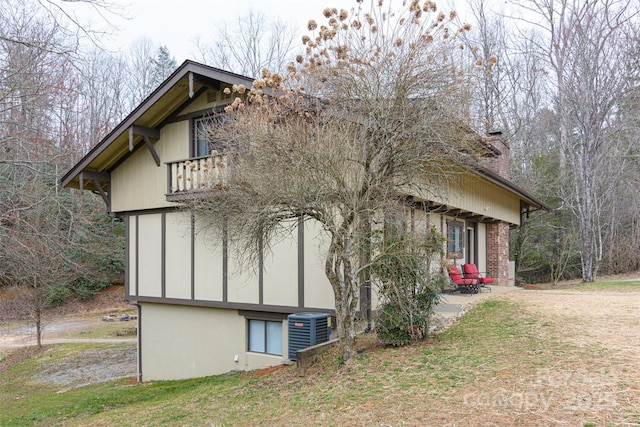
top-left (62, 61), bottom-right (547, 381)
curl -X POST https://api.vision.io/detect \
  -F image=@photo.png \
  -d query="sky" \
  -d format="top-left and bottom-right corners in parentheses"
top-left (62, 0), bottom-right (485, 64)
top-left (90, 0), bottom-right (360, 63)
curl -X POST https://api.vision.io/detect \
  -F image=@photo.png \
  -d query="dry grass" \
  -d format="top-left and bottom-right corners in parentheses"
top-left (3, 281), bottom-right (640, 426)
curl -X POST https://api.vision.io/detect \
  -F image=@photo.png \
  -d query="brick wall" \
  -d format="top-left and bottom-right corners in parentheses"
top-left (483, 132), bottom-right (510, 286)
top-left (486, 222), bottom-right (510, 286)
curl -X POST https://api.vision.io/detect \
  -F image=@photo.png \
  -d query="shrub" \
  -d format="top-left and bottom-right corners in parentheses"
top-left (43, 284), bottom-right (72, 306)
top-left (372, 225), bottom-right (443, 346)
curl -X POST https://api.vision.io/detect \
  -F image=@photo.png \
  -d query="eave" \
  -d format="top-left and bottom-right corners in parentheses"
top-left (60, 60), bottom-right (254, 192)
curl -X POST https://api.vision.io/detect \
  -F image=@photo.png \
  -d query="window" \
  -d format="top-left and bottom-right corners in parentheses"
top-left (248, 319), bottom-right (283, 355)
top-left (193, 117), bottom-right (227, 157)
top-left (447, 221), bottom-right (464, 259)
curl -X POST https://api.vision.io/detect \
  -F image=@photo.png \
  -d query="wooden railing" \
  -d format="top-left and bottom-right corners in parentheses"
top-left (166, 153), bottom-right (228, 196)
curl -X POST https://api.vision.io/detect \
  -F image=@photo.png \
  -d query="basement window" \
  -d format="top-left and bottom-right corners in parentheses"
top-left (248, 319), bottom-right (283, 356)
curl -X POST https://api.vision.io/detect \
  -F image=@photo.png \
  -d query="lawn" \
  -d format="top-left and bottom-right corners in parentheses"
top-left (1, 282), bottom-right (639, 426)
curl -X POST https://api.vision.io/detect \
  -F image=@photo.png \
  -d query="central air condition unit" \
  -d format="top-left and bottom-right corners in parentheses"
top-left (287, 312), bottom-right (330, 361)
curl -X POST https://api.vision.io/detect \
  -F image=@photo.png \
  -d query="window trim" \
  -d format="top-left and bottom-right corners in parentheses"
top-left (447, 220), bottom-right (465, 259)
top-left (247, 318), bottom-right (283, 356)
top-left (192, 115), bottom-right (228, 158)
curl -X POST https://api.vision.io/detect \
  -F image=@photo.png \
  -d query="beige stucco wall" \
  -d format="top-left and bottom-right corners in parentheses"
top-left (303, 219), bottom-right (336, 310)
top-left (226, 244), bottom-right (260, 304)
top-left (263, 226), bottom-right (299, 307)
top-left (193, 226), bottom-right (224, 301)
top-left (111, 121), bottom-right (188, 213)
top-left (137, 214), bottom-right (162, 297)
top-left (140, 303), bottom-right (288, 381)
top-left (165, 212), bottom-right (192, 299)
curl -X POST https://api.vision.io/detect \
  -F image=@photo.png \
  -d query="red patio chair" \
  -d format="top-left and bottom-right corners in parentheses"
top-left (447, 264), bottom-right (480, 294)
top-left (463, 264), bottom-right (494, 291)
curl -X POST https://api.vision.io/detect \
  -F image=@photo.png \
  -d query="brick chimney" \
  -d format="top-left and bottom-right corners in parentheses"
top-left (482, 131), bottom-right (511, 286)
top-left (481, 131), bottom-right (509, 179)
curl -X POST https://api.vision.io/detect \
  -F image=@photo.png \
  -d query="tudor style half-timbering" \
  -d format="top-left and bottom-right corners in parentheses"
top-left (62, 61), bottom-right (547, 381)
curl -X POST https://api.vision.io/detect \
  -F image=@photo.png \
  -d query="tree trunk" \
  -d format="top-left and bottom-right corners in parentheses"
top-left (325, 225), bottom-right (359, 365)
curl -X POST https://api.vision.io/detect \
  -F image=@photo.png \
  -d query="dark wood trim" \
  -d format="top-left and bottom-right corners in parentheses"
top-left (81, 170), bottom-right (109, 182)
top-left (297, 217), bottom-right (304, 308)
top-left (222, 219), bottom-right (228, 302)
top-left (161, 212), bottom-right (166, 298)
top-left (135, 215), bottom-right (139, 296)
top-left (165, 105), bottom-right (228, 127)
top-left (137, 304), bottom-right (142, 382)
top-left (91, 178), bottom-right (110, 209)
top-left (238, 310), bottom-right (288, 321)
top-left (188, 116), bottom-right (195, 158)
top-left (190, 213), bottom-right (196, 300)
top-left (159, 87), bottom-right (209, 128)
top-left (473, 222), bottom-right (479, 266)
top-left (127, 295), bottom-right (334, 315)
top-left (143, 135), bottom-right (161, 167)
top-left (116, 206), bottom-right (182, 216)
top-left (258, 235), bottom-right (264, 305)
top-left (125, 215), bottom-right (130, 296)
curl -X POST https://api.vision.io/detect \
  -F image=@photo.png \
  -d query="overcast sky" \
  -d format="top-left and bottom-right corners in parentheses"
top-left (97, 0), bottom-right (359, 63)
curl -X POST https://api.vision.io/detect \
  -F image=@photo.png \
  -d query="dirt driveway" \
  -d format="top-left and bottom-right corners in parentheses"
top-left (464, 286), bottom-right (640, 425)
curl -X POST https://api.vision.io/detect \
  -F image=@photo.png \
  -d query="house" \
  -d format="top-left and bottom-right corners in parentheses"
top-left (61, 60), bottom-right (548, 381)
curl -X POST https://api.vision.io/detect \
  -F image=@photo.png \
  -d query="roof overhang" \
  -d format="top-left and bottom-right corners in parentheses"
top-left (61, 61), bottom-right (254, 191)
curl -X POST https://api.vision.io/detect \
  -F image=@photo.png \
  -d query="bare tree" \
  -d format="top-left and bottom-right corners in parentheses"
top-left (187, 1), bottom-right (482, 363)
top-left (0, 0), bottom-right (125, 344)
top-left (516, 0), bottom-right (639, 282)
top-left (195, 10), bottom-right (297, 77)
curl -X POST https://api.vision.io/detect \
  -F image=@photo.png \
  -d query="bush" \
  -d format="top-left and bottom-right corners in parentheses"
top-left (43, 285), bottom-right (72, 306)
top-left (73, 278), bottom-right (110, 300)
top-left (372, 225), bottom-right (443, 346)
top-left (376, 275), bottom-right (441, 346)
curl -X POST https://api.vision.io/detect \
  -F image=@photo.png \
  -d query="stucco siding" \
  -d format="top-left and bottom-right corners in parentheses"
top-left (263, 227), bottom-right (298, 307)
top-left (137, 214), bottom-right (162, 297)
top-left (303, 219), bottom-right (335, 310)
top-left (165, 212), bottom-right (192, 299)
top-left (227, 243), bottom-right (260, 304)
top-left (193, 226), bottom-right (224, 301)
top-left (111, 121), bottom-right (189, 213)
top-left (140, 303), bottom-right (288, 381)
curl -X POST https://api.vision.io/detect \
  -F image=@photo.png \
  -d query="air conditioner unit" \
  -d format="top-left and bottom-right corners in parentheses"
top-left (287, 312), bottom-right (330, 361)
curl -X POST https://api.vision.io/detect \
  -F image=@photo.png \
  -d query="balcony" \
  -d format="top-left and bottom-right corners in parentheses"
top-left (166, 153), bottom-right (228, 201)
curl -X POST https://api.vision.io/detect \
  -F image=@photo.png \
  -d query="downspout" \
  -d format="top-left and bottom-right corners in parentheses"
top-left (125, 300), bottom-right (142, 382)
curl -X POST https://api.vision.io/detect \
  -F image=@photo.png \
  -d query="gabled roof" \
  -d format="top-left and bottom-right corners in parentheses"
top-left (61, 60), bottom-right (254, 190)
top-left (61, 60), bottom-right (549, 217)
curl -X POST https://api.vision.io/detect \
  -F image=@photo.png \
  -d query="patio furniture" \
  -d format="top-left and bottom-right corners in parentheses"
top-left (447, 264), bottom-right (480, 294)
top-left (463, 264), bottom-right (494, 292)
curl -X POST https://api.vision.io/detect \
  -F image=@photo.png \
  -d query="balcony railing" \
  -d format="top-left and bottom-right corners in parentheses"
top-left (166, 153), bottom-right (228, 198)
